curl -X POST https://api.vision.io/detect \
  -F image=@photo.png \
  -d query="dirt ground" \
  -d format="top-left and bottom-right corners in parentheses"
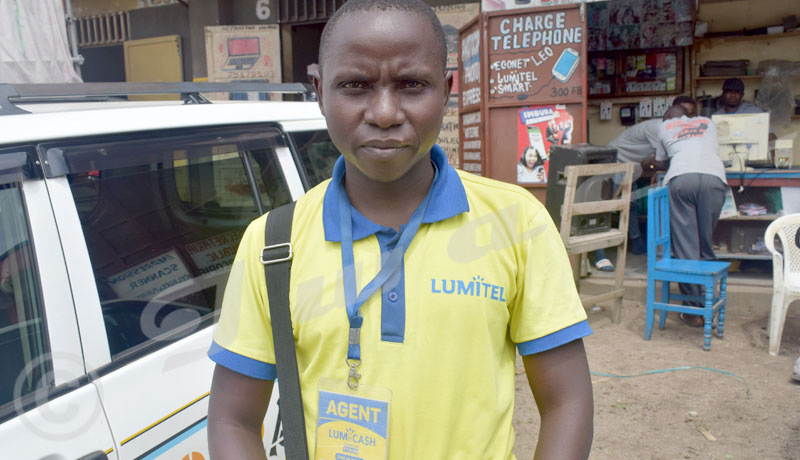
top-left (511, 281), bottom-right (800, 460)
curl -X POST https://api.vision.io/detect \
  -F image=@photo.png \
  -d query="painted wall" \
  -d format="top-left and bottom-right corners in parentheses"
top-left (697, 0), bottom-right (797, 33)
top-left (231, 0), bottom-right (278, 24)
top-left (188, 0), bottom-right (229, 79)
top-left (72, 0), bottom-right (138, 17)
top-left (128, 4), bottom-right (191, 80)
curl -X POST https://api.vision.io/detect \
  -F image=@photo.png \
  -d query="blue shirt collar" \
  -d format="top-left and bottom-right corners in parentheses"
top-left (323, 144), bottom-right (469, 242)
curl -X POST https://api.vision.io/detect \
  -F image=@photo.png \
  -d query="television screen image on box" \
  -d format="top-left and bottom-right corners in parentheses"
top-left (223, 37), bottom-right (261, 71)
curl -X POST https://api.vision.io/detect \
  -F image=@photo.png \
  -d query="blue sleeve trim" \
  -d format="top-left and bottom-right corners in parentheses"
top-left (207, 341), bottom-right (277, 380)
top-left (516, 320), bottom-right (593, 356)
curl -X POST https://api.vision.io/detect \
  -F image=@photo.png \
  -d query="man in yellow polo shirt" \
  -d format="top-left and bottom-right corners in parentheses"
top-left (207, 0), bottom-right (594, 458)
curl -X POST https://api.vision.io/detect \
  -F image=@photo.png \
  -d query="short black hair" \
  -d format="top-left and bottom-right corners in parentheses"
top-left (318, 0), bottom-right (447, 73)
top-left (672, 95), bottom-right (696, 107)
top-left (722, 77), bottom-right (745, 93)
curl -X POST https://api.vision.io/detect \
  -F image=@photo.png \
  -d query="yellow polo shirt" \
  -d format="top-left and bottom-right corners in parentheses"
top-left (210, 145), bottom-right (590, 459)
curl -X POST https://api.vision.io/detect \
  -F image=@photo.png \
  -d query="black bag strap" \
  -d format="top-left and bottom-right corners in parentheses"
top-left (262, 201), bottom-right (309, 460)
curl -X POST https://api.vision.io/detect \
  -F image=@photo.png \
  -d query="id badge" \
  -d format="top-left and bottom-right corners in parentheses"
top-left (315, 378), bottom-right (391, 460)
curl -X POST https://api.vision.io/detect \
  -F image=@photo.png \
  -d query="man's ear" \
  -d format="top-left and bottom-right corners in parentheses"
top-left (311, 67), bottom-right (325, 116)
top-left (442, 70), bottom-right (454, 112)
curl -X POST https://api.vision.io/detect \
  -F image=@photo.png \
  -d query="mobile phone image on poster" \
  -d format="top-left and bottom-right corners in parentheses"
top-left (517, 105), bottom-right (574, 184)
top-left (552, 48), bottom-right (580, 83)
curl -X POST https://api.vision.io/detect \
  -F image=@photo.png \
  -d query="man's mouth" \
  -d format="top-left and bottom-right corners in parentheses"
top-left (361, 141), bottom-right (409, 156)
top-left (363, 140), bottom-right (407, 149)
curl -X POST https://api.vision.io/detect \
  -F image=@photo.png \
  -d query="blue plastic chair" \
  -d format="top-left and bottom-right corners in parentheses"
top-left (645, 186), bottom-right (730, 351)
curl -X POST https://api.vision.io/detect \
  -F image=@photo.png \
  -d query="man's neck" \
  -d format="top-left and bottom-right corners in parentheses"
top-left (344, 157), bottom-right (435, 231)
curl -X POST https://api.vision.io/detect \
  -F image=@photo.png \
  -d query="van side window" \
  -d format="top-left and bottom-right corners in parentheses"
top-left (56, 127), bottom-right (290, 359)
top-left (249, 147), bottom-right (293, 209)
top-left (0, 180), bottom-right (51, 408)
top-left (288, 130), bottom-right (340, 188)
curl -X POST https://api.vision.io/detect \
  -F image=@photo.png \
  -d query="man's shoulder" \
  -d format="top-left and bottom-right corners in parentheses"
top-left (291, 179), bottom-right (329, 225)
top-left (641, 118), bottom-right (663, 128)
top-left (714, 102), bottom-right (764, 115)
top-left (686, 115), bottom-right (712, 123)
top-left (665, 115), bottom-right (709, 125)
top-left (299, 178), bottom-right (331, 204)
top-left (662, 116), bottom-right (713, 132)
top-left (641, 118), bottom-right (663, 136)
top-left (737, 102), bottom-right (764, 113)
top-left (456, 170), bottom-right (545, 211)
top-left (611, 118), bottom-right (661, 143)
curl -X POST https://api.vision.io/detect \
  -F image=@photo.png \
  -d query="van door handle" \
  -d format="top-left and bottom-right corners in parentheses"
top-left (76, 451), bottom-right (108, 460)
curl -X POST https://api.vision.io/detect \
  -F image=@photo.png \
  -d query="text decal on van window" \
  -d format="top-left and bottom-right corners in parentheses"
top-left (107, 249), bottom-right (192, 299)
top-left (184, 229), bottom-right (245, 275)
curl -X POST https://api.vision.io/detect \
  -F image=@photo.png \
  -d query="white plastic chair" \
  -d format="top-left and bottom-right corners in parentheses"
top-left (764, 213), bottom-right (800, 356)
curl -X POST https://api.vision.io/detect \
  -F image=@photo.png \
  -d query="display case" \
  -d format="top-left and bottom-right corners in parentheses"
top-left (588, 47), bottom-right (684, 98)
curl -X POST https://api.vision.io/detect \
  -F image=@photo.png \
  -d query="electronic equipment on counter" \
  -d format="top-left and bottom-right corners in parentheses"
top-left (712, 112), bottom-right (770, 171)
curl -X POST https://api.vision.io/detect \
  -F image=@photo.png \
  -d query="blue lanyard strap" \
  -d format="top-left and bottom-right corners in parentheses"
top-left (338, 172), bottom-right (433, 387)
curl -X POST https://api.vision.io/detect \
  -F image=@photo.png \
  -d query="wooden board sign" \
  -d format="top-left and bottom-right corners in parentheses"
top-left (486, 6), bottom-right (585, 105)
top-left (458, 4), bottom-right (587, 198)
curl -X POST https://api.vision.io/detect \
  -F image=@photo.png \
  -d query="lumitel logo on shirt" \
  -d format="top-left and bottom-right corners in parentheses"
top-left (430, 276), bottom-right (507, 302)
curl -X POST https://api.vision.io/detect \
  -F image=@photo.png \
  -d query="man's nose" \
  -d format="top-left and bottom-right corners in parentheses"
top-left (364, 88), bottom-right (404, 128)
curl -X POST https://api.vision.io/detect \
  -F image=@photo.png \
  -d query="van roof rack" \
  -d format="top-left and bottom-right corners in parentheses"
top-left (0, 82), bottom-right (315, 116)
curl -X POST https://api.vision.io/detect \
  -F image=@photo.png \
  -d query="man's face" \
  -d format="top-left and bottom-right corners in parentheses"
top-left (679, 102), bottom-right (697, 117)
top-left (721, 90), bottom-right (743, 110)
top-left (314, 10), bottom-right (452, 184)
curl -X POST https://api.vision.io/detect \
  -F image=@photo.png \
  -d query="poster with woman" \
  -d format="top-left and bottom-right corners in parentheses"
top-left (516, 105), bottom-right (574, 184)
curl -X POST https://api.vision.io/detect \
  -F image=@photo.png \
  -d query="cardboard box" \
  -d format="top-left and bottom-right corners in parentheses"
top-left (775, 131), bottom-right (797, 168)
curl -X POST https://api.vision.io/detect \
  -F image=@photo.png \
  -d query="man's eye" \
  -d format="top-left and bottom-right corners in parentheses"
top-left (401, 80), bottom-right (425, 89)
top-left (341, 82), bottom-right (367, 89)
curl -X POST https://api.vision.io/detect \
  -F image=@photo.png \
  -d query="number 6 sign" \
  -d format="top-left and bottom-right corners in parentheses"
top-left (256, 0), bottom-right (271, 21)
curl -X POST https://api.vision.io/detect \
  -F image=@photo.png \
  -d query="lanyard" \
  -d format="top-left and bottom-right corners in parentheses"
top-left (338, 173), bottom-right (434, 388)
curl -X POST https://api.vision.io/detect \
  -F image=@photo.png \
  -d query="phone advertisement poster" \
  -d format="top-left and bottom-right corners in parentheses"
top-left (517, 104), bottom-right (573, 184)
top-left (486, 6), bottom-right (585, 105)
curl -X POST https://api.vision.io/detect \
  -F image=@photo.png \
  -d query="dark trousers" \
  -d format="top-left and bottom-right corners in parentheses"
top-left (592, 180), bottom-right (645, 264)
top-left (668, 174), bottom-right (726, 306)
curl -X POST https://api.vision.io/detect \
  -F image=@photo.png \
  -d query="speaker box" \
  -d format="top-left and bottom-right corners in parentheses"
top-left (545, 143), bottom-right (618, 236)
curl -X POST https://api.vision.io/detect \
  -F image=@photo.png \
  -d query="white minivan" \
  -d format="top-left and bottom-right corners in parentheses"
top-left (0, 82), bottom-right (337, 459)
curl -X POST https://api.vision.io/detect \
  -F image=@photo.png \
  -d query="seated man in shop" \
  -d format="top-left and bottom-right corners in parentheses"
top-left (592, 96), bottom-right (697, 271)
top-left (714, 77), bottom-right (761, 115)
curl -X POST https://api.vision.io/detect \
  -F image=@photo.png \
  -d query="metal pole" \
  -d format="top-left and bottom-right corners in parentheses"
top-left (64, 0), bottom-right (84, 78)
